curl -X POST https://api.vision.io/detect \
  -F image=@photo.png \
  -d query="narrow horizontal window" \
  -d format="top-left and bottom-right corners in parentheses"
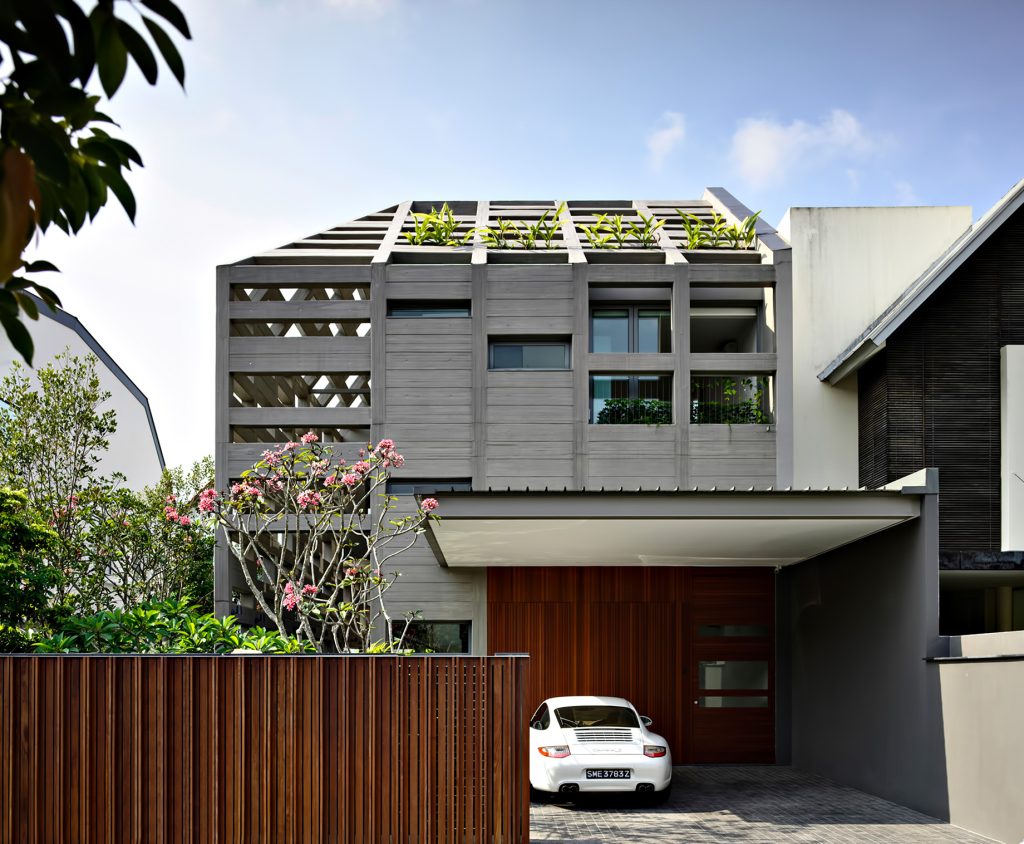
top-left (393, 620), bottom-right (471, 654)
top-left (698, 624), bottom-right (770, 638)
top-left (489, 338), bottom-right (570, 370)
top-left (698, 696), bottom-right (769, 709)
top-left (699, 660), bottom-right (769, 690)
top-left (590, 374), bottom-right (672, 424)
top-left (386, 479), bottom-right (472, 495)
top-left (387, 300), bottom-right (470, 318)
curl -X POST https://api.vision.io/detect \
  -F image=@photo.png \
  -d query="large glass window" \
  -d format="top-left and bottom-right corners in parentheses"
top-left (591, 374), bottom-right (672, 424)
top-left (591, 305), bottom-right (670, 353)
top-left (387, 300), bottom-right (471, 318)
top-left (691, 375), bottom-right (774, 424)
top-left (393, 620), bottom-right (471, 653)
top-left (489, 338), bottom-right (570, 370)
top-left (698, 660), bottom-right (769, 690)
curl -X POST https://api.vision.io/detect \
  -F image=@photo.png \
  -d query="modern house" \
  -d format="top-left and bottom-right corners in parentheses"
top-left (0, 292), bottom-right (164, 488)
top-left (215, 189), bottom-right (1024, 843)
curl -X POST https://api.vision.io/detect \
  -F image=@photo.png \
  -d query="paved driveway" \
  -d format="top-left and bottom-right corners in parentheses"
top-left (530, 766), bottom-right (992, 843)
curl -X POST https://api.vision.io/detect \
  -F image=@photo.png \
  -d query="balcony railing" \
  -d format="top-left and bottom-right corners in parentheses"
top-left (691, 375), bottom-right (773, 424)
top-left (594, 397), bottom-right (673, 425)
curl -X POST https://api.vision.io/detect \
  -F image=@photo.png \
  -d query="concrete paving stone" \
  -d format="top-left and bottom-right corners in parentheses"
top-left (529, 766), bottom-right (993, 843)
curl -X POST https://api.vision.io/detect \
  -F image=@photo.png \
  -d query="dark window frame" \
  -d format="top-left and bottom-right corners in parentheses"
top-left (392, 619), bottom-right (472, 654)
top-left (488, 337), bottom-right (572, 371)
top-left (386, 300), bottom-right (471, 318)
top-left (589, 373), bottom-right (673, 424)
top-left (590, 303), bottom-right (671, 353)
top-left (385, 478), bottom-right (472, 495)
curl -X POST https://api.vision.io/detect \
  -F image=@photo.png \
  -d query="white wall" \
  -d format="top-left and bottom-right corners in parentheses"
top-left (0, 311), bottom-right (163, 490)
top-left (778, 206), bottom-right (972, 488)
top-left (1001, 346), bottom-right (1024, 551)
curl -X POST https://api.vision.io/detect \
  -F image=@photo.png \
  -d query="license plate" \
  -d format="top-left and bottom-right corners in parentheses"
top-left (586, 769), bottom-right (630, 779)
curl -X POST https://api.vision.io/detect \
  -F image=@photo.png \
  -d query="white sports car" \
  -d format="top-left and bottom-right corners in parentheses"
top-left (528, 695), bottom-right (673, 799)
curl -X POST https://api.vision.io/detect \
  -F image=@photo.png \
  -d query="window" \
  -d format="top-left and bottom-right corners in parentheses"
top-left (591, 305), bottom-right (671, 353)
top-left (690, 306), bottom-right (773, 353)
top-left (698, 696), bottom-right (769, 708)
top-left (590, 374), bottom-right (672, 424)
top-left (698, 660), bottom-right (769, 690)
top-left (386, 479), bottom-right (472, 495)
top-left (489, 338), bottom-right (570, 370)
top-left (691, 375), bottom-right (774, 424)
top-left (698, 624), bottom-right (770, 638)
top-left (387, 300), bottom-right (471, 318)
top-left (393, 620), bottom-right (471, 653)
top-left (529, 703), bottom-right (550, 730)
top-left (553, 705), bottom-right (639, 729)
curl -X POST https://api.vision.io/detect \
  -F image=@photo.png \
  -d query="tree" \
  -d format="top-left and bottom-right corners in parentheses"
top-left (0, 0), bottom-right (191, 364)
top-left (202, 436), bottom-right (439, 653)
top-left (0, 486), bottom-right (59, 651)
top-left (0, 348), bottom-right (116, 608)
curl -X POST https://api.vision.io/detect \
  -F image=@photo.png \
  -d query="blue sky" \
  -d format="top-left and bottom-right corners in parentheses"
top-left (28, 0), bottom-right (1024, 468)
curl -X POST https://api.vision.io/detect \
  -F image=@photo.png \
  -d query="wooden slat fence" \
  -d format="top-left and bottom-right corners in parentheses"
top-left (0, 655), bottom-right (528, 844)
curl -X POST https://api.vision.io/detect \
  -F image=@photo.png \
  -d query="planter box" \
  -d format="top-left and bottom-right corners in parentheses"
top-left (681, 249), bottom-right (762, 264)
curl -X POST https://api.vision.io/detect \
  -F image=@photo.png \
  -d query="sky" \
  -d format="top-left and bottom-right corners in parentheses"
top-left (24, 0), bottom-right (1024, 469)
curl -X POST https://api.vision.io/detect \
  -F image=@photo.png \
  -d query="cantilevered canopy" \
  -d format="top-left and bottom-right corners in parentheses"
top-left (422, 490), bottom-right (921, 568)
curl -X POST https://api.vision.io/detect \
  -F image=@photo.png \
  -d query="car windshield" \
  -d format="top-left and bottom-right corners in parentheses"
top-left (553, 705), bottom-right (639, 729)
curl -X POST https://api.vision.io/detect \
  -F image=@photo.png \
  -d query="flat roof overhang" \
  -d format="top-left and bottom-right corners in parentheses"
top-left (422, 490), bottom-right (922, 568)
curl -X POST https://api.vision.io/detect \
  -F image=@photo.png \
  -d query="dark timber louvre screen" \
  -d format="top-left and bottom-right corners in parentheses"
top-left (0, 655), bottom-right (529, 844)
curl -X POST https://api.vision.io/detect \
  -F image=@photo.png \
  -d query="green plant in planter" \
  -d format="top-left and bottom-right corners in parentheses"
top-left (596, 397), bottom-right (672, 425)
top-left (475, 217), bottom-right (522, 249)
top-left (580, 214), bottom-right (617, 249)
top-left (533, 202), bottom-right (567, 248)
top-left (690, 376), bottom-right (770, 424)
top-left (404, 203), bottom-right (467, 246)
top-left (603, 215), bottom-right (631, 248)
top-left (628, 212), bottom-right (666, 248)
top-left (722, 212), bottom-right (761, 249)
top-left (677, 211), bottom-right (710, 249)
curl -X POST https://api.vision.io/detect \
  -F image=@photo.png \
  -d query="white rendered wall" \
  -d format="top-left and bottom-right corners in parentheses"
top-left (0, 313), bottom-right (163, 490)
top-left (1001, 346), bottom-right (1024, 550)
top-left (778, 206), bottom-right (973, 488)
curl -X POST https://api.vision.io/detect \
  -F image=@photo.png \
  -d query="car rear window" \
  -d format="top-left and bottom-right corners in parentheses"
top-left (553, 705), bottom-right (639, 729)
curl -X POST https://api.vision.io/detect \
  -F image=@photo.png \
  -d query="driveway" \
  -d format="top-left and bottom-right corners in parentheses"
top-left (530, 766), bottom-right (992, 843)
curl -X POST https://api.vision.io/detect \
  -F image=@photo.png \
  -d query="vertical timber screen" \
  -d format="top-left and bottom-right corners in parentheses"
top-left (0, 655), bottom-right (528, 844)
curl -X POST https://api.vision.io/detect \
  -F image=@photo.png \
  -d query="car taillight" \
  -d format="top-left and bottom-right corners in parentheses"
top-left (538, 745), bottom-right (571, 758)
top-left (643, 745), bottom-right (667, 758)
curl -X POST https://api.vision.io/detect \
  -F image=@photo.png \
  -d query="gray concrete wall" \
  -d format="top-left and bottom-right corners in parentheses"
top-left (786, 492), bottom-right (950, 820)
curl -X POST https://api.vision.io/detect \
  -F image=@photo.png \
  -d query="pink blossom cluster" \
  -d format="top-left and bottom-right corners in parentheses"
top-left (198, 488), bottom-right (218, 512)
top-left (374, 438), bottom-right (405, 469)
top-left (296, 490), bottom-right (322, 510)
top-left (283, 581), bottom-right (319, 611)
top-left (300, 431), bottom-right (319, 444)
top-left (261, 449), bottom-right (281, 467)
top-left (164, 505), bottom-right (179, 522)
top-left (352, 460), bottom-right (371, 475)
top-left (345, 566), bottom-right (360, 577)
top-left (230, 481), bottom-right (264, 499)
top-left (420, 497), bottom-right (439, 512)
top-left (310, 459), bottom-right (330, 477)
top-left (165, 494), bottom-right (176, 504)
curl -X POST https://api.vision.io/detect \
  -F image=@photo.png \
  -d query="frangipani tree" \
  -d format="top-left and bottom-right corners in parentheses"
top-left (201, 436), bottom-right (438, 654)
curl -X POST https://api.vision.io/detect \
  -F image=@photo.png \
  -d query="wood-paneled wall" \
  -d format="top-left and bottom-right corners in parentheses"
top-left (0, 655), bottom-right (528, 844)
top-left (487, 567), bottom-right (774, 763)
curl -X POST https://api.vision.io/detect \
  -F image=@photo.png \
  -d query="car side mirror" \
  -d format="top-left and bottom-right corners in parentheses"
top-left (640, 716), bottom-right (653, 727)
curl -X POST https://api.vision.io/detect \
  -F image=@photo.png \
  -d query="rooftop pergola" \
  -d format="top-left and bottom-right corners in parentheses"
top-left (243, 188), bottom-right (788, 267)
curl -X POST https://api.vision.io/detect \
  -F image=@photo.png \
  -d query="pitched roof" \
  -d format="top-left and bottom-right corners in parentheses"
top-left (819, 177), bottom-right (1024, 384)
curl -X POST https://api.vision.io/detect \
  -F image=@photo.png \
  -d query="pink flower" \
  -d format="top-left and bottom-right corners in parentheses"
top-left (178, 516), bottom-right (191, 527)
top-left (261, 450), bottom-right (281, 466)
top-left (420, 497), bottom-right (439, 512)
top-left (301, 584), bottom-right (318, 597)
top-left (198, 489), bottom-right (218, 512)
top-left (376, 438), bottom-right (395, 451)
top-left (164, 505), bottom-right (179, 522)
top-left (165, 494), bottom-right (177, 504)
top-left (341, 474), bottom-right (359, 487)
top-left (301, 431), bottom-right (319, 444)
top-left (283, 582), bottom-right (299, 611)
top-left (284, 442), bottom-right (299, 451)
top-left (296, 490), bottom-right (322, 510)
top-left (345, 567), bottom-right (359, 577)
top-left (323, 474), bottom-right (337, 487)
top-left (352, 461), bottom-right (371, 475)
top-left (310, 459), bottom-right (330, 476)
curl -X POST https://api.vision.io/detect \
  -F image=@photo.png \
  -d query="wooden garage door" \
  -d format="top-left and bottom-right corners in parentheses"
top-left (487, 567), bottom-right (774, 763)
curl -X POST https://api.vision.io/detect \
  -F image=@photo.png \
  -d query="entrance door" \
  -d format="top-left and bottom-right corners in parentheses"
top-left (687, 569), bottom-right (775, 763)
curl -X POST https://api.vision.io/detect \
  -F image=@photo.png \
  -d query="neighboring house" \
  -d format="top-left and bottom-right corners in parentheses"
top-left (214, 190), bottom-right (1024, 841)
top-left (810, 179), bottom-right (1024, 635)
top-left (0, 293), bottom-right (165, 489)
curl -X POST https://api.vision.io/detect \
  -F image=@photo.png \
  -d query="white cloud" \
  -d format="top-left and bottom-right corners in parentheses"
top-left (894, 180), bottom-right (920, 205)
top-left (730, 109), bottom-right (876, 188)
top-left (646, 112), bottom-right (685, 171)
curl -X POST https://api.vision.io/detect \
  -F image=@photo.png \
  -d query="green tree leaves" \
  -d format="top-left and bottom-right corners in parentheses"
top-left (0, 0), bottom-right (192, 363)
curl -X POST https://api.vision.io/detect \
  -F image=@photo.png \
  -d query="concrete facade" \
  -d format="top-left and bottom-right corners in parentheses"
top-left (0, 295), bottom-right (164, 489)
top-left (777, 206), bottom-right (971, 489)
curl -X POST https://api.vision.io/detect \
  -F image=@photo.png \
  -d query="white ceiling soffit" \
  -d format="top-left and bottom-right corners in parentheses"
top-left (425, 491), bottom-right (919, 568)
top-left (820, 177), bottom-right (1024, 385)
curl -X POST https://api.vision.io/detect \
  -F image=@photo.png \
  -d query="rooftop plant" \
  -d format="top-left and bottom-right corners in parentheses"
top-left (472, 202), bottom-right (566, 250)
top-left (404, 203), bottom-right (466, 246)
top-left (581, 211), bottom-right (667, 249)
top-left (676, 209), bottom-right (761, 250)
